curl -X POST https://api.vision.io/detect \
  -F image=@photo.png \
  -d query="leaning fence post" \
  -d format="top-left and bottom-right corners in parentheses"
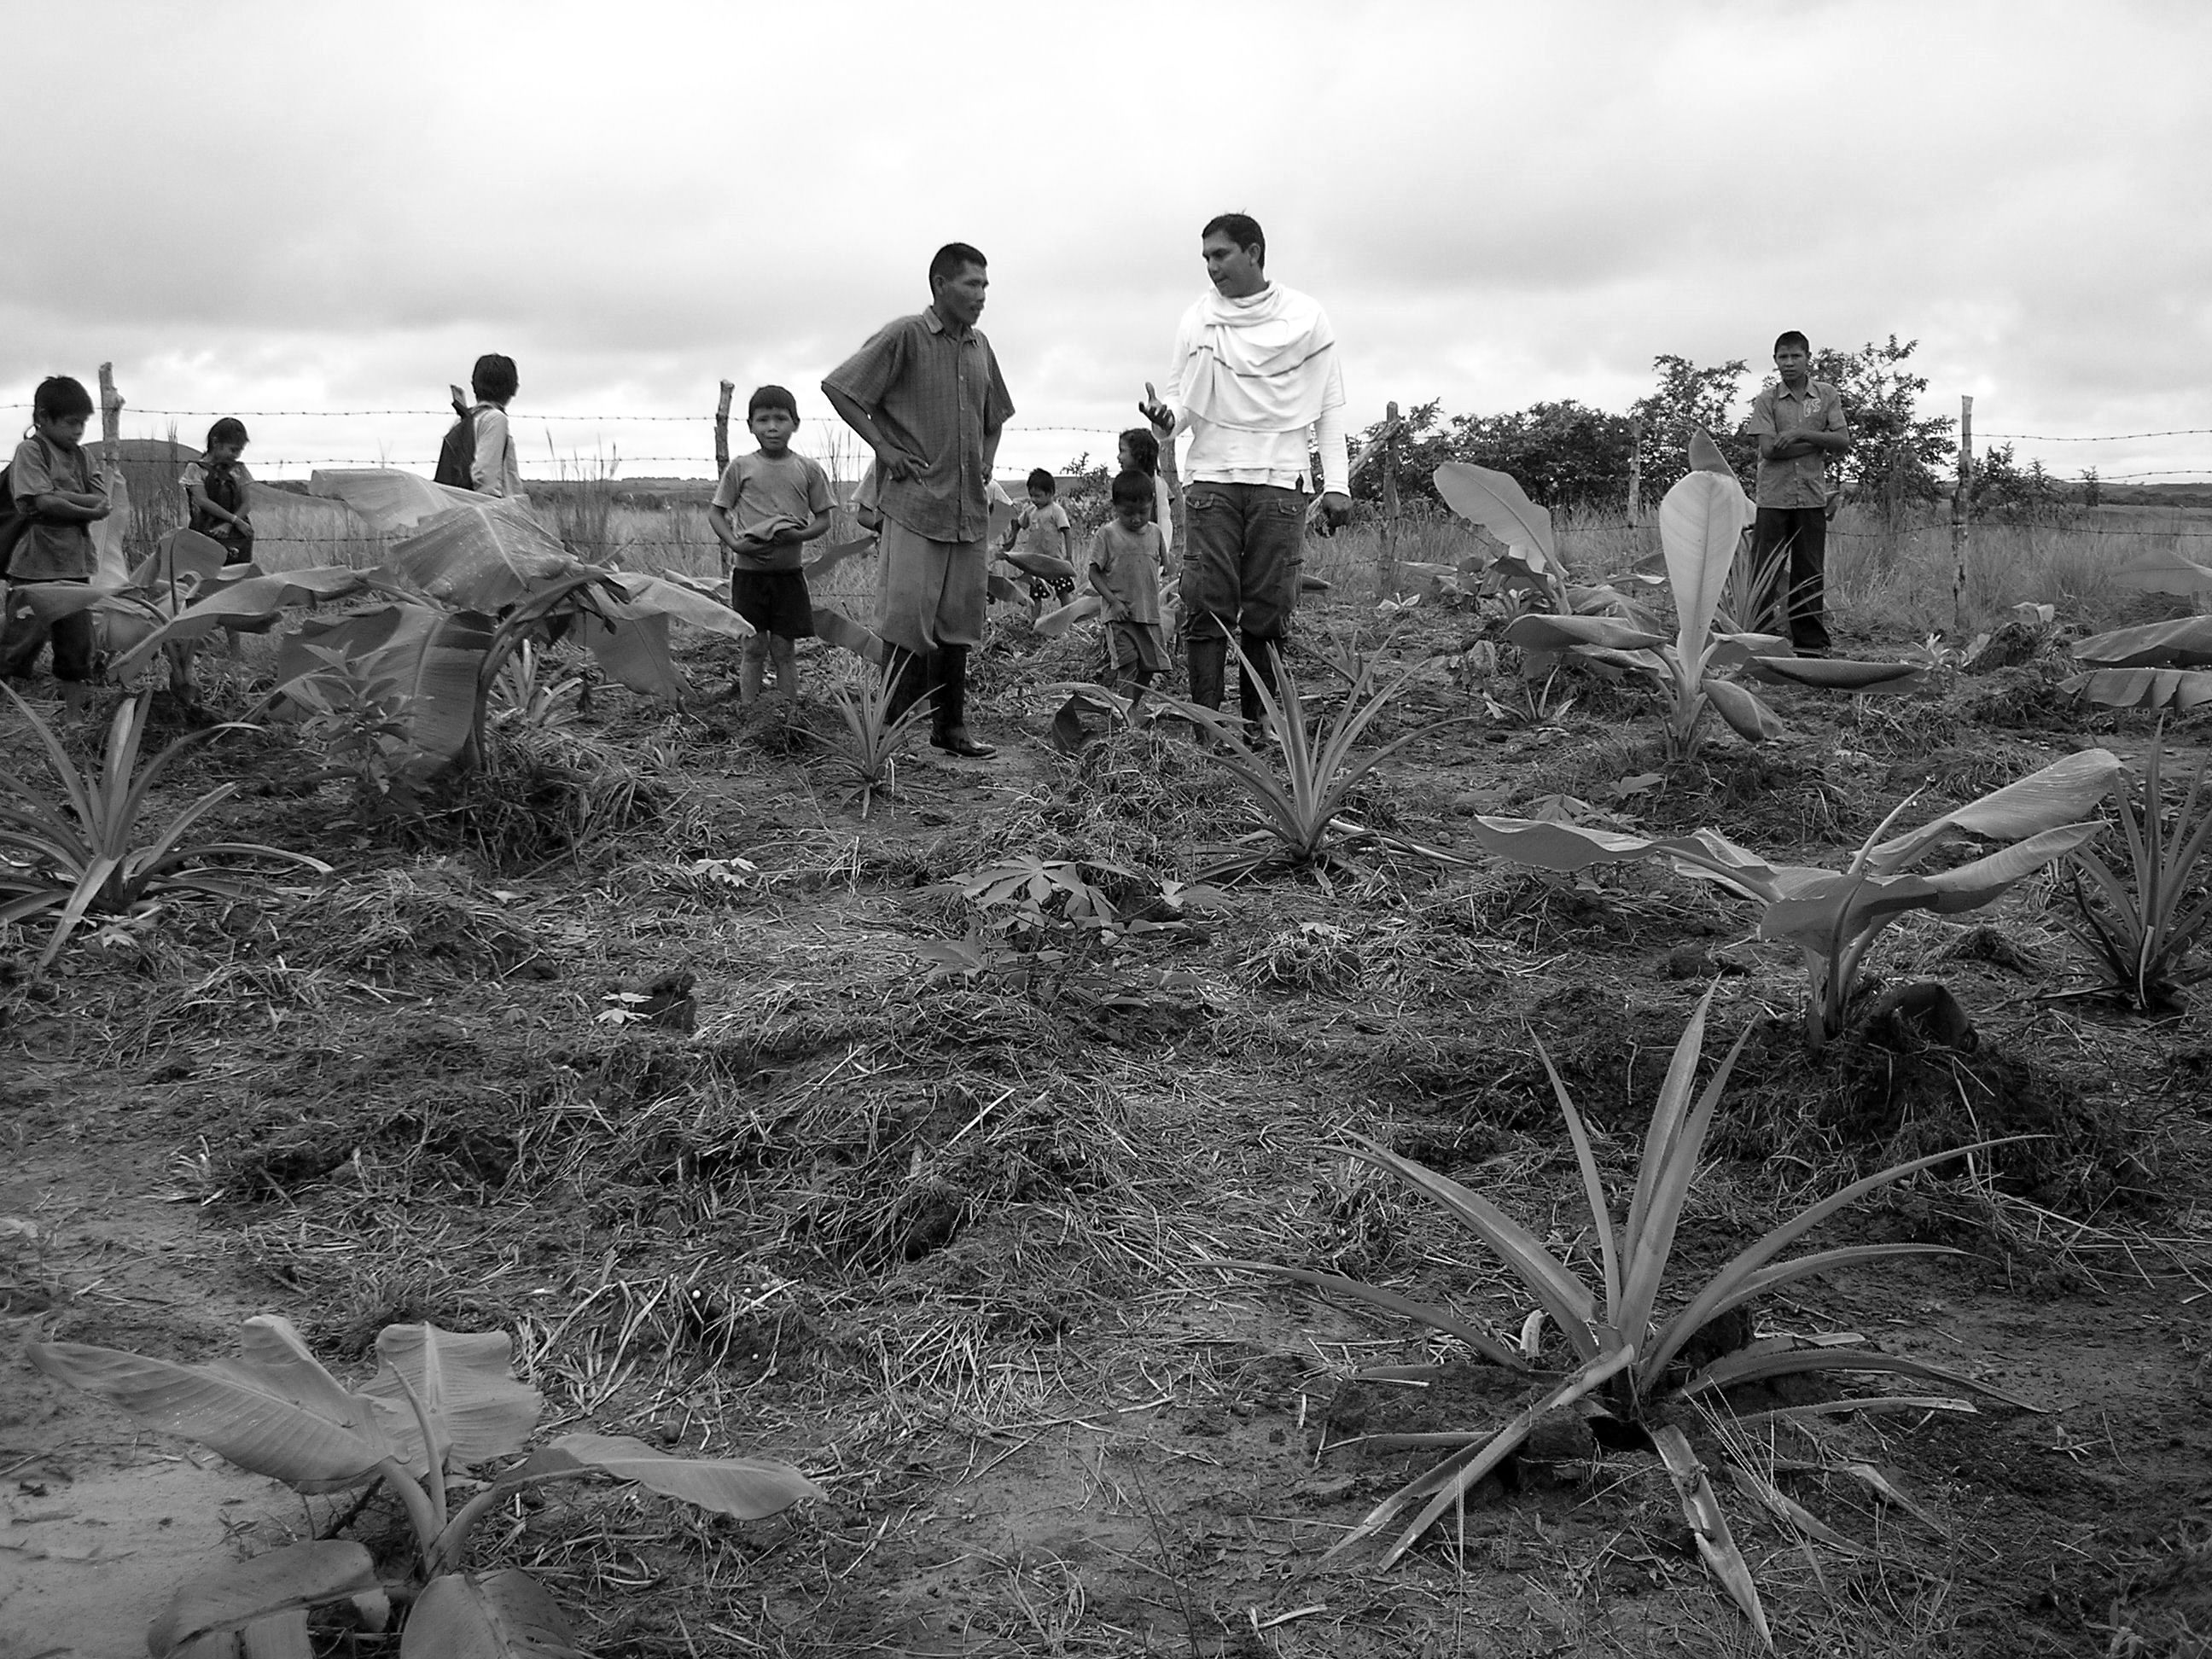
top-left (1950, 393), bottom-right (1974, 632)
top-left (713, 380), bottom-right (733, 476)
top-left (1627, 414), bottom-right (1644, 527)
top-left (1378, 401), bottom-right (1402, 597)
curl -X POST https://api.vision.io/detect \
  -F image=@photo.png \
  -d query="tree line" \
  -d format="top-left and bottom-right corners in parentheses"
top-left (1354, 335), bottom-right (2009, 518)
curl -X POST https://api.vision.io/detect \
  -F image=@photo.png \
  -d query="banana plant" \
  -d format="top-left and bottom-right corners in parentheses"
top-left (1215, 987), bottom-right (2034, 1646)
top-left (27, 1317), bottom-right (822, 1657)
top-left (1466, 748), bottom-right (2121, 1051)
top-left (1464, 443), bottom-right (1921, 756)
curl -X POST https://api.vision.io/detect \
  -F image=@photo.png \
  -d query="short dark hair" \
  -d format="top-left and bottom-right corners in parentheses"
top-left (32, 375), bottom-right (94, 422)
top-left (748, 384), bottom-right (799, 423)
top-left (471, 353), bottom-right (519, 404)
top-left (1110, 469), bottom-right (1153, 508)
top-left (928, 242), bottom-right (987, 288)
top-left (1202, 212), bottom-right (1266, 267)
top-left (207, 417), bottom-right (249, 449)
top-left (1773, 330), bottom-right (1809, 354)
top-left (1025, 468), bottom-right (1056, 495)
top-left (1118, 427), bottom-right (1160, 476)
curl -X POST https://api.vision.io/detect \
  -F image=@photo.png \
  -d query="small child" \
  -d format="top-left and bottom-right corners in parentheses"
top-left (1004, 468), bottom-right (1072, 567)
top-left (181, 417), bottom-right (255, 564)
top-left (469, 353), bottom-right (521, 498)
top-left (707, 385), bottom-right (833, 707)
top-left (2, 376), bottom-right (111, 688)
top-left (1087, 470), bottom-right (1169, 693)
top-left (1116, 427), bottom-right (1174, 559)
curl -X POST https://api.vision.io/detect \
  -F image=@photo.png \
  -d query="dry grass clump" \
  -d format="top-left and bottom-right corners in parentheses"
top-left (278, 863), bottom-right (548, 980)
top-left (422, 724), bottom-right (678, 871)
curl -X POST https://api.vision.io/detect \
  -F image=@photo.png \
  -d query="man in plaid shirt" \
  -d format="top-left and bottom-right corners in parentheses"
top-left (1747, 331), bottom-right (1851, 654)
top-left (824, 243), bottom-right (1016, 759)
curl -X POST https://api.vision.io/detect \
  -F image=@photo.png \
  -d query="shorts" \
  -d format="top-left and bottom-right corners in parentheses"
top-left (730, 568), bottom-right (815, 640)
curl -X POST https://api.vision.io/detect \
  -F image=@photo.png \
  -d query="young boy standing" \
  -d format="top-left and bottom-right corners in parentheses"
top-left (1747, 330), bottom-right (1851, 654)
top-left (463, 353), bottom-right (523, 499)
top-left (3, 376), bottom-right (111, 688)
top-left (1004, 468), bottom-right (1072, 568)
top-left (181, 417), bottom-right (256, 564)
top-left (1086, 470), bottom-right (1169, 693)
top-left (708, 385), bottom-right (833, 707)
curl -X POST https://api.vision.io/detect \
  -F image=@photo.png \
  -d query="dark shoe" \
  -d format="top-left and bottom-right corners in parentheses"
top-left (932, 728), bottom-right (997, 759)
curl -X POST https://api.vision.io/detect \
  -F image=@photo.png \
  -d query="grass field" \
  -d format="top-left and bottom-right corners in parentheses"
top-left (4, 497), bottom-right (2212, 1655)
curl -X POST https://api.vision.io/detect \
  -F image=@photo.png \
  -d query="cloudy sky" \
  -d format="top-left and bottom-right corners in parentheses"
top-left (8, 1), bottom-right (2207, 485)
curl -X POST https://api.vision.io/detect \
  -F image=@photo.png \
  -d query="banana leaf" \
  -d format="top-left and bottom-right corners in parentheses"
top-left (308, 468), bottom-right (481, 536)
top-left (148, 1541), bottom-right (380, 1656)
top-left (387, 502), bottom-right (585, 611)
top-left (130, 528), bottom-right (233, 592)
top-left (801, 534), bottom-right (877, 581)
top-left (505, 1432), bottom-right (823, 1518)
top-left (1003, 549), bottom-right (1075, 581)
top-left (1036, 592), bottom-right (1102, 637)
top-left (2072, 616), bottom-right (2212, 670)
top-left (399, 1570), bottom-right (583, 1659)
top-left (1746, 655), bottom-right (1928, 692)
top-left (276, 603), bottom-right (494, 779)
top-left (2064, 667), bottom-right (2212, 712)
top-left (110, 568), bottom-right (376, 678)
top-left (1659, 469), bottom-right (1755, 671)
top-left (2110, 548), bottom-right (2212, 597)
top-left (360, 1324), bottom-right (539, 1473)
top-left (1504, 614), bottom-right (1666, 652)
top-left (1702, 677), bottom-right (1785, 742)
top-left (600, 573), bottom-right (752, 638)
top-left (1870, 748), bottom-right (2120, 872)
top-left (812, 606), bottom-right (885, 664)
top-left (1433, 462), bottom-right (1559, 575)
top-left (577, 611), bottom-right (686, 699)
top-left (26, 1317), bottom-right (392, 1488)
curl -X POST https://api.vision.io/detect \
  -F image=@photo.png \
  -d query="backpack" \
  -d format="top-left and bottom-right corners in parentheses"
top-left (0, 463), bottom-right (32, 578)
top-left (433, 406), bottom-right (480, 490)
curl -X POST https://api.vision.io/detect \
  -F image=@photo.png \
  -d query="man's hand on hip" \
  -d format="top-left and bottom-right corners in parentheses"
top-left (876, 447), bottom-right (923, 482)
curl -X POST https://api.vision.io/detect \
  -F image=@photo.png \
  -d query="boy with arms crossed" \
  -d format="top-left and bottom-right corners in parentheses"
top-left (708, 385), bottom-right (833, 707)
top-left (1747, 330), bottom-right (1850, 654)
top-left (3, 376), bottom-right (111, 690)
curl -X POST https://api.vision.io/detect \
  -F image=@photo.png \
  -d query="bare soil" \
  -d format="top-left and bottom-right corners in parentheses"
top-left (4, 606), bottom-right (2209, 1657)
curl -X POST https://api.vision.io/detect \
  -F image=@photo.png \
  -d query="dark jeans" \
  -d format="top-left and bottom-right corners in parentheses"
top-left (1753, 506), bottom-right (1830, 651)
top-left (1, 580), bottom-right (97, 681)
top-left (1179, 482), bottom-right (1306, 642)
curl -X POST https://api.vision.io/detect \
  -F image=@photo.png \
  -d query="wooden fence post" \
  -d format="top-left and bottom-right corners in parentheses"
top-left (97, 363), bottom-right (122, 463)
top-left (1378, 400), bottom-right (1402, 597)
top-left (1627, 414), bottom-right (1644, 527)
top-left (713, 381), bottom-right (733, 476)
top-left (1950, 393), bottom-right (1973, 632)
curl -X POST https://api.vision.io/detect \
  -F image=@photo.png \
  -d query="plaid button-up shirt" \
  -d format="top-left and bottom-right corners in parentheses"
top-left (824, 306), bottom-right (1014, 544)
top-left (1749, 378), bottom-right (1848, 509)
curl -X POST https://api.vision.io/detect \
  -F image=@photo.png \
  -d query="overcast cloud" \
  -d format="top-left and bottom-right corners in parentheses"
top-left (7, 0), bottom-right (2207, 482)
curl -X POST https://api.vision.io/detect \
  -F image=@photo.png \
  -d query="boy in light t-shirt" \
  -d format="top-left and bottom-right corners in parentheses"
top-left (707, 385), bottom-right (834, 707)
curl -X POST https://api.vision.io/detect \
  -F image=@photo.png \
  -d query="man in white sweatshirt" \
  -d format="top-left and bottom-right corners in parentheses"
top-left (1141, 213), bottom-right (1352, 721)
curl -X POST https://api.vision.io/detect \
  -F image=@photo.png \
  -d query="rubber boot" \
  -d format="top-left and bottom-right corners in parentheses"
top-left (1238, 632), bottom-right (1280, 729)
top-left (930, 645), bottom-right (995, 758)
top-left (882, 648), bottom-right (933, 727)
top-left (1186, 635), bottom-right (1227, 712)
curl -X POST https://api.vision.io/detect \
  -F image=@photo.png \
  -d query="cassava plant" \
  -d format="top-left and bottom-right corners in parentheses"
top-left (1218, 987), bottom-right (2030, 1647)
top-left (26, 1317), bottom-right (822, 1656)
top-left (0, 686), bottom-right (331, 970)
top-left (1468, 748), bottom-right (2121, 1051)
top-left (2064, 725), bottom-right (2212, 1009)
